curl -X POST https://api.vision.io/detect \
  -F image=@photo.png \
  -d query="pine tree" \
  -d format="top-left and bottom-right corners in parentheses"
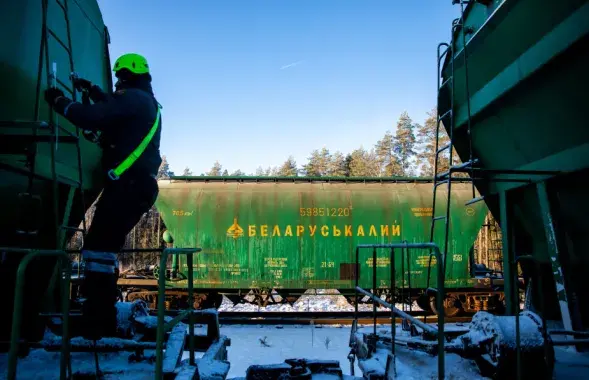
top-left (328, 151), bottom-right (347, 177)
top-left (303, 147), bottom-right (331, 176)
top-left (231, 169), bottom-right (245, 176)
top-left (375, 131), bottom-right (402, 176)
top-left (393, 111), bottom-right (417, 176)
top-left (207, 161), bottom-right (223, 176)
top-left (277, 156), bottom-right (299, 176)
top-left (157, 155), bottom-right (174, 179)
top-left (348, 147), bottom-right (380, 177)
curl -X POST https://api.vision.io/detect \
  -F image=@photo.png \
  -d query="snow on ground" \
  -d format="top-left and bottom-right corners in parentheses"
top-left (0, 324), bottom-right (477, 379)
top-left (0, 346), bottom-right (158, 380)
top-left (218, 290), bottom-right (424, 313)
top-left (355, 325), bottom-right (485, 380)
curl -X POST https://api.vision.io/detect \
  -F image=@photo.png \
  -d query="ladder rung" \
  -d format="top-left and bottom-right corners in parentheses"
top-left (61, 226), bottom-right (85, 233)
top-left (55, 78), bottom-right (75, 95)
top-left (0, 120), bottom-right (49, 128)
top-left (438, 109), bottom-right (452, 121)
top-left (437, 143), bottom-right (451, 154)
top-left (47, 29), bottom-right (71, 55)
top-left (433, 216), bottom-right (447, 221)
top-left (55, 0), bottom-right (66, 13)
top-left (15, 230), bottom-right (39, 236)
top-left (435, 180), bottom-right (449, 187)
top-left (57, 125), bottom-right (79, 138)
top-left (450, 159), bottom-right (479, 171)
top-left (440, 77), bottom-right (452, 89)
top-left (465, 196), bottom-right (484, 206)
top-left (435, 171), bottom-right (449, 181)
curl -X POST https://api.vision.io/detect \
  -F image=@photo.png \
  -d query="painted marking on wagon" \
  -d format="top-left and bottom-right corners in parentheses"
top-left (235, 222), bottom-right (402, 238)
top-left (226, 218), bottom-right (244, 239)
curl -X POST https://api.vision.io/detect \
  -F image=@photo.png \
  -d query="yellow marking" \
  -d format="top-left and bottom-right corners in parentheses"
top-left (320, 261), bottom-right (335, 268)
top-left (233, 220), bottom-right (402, 238)
top-left (173, 209), bottom-right (194, 217)
top-left (411, 207), bottom-right (433, 217)
top-left (226, 218), bottom-right (244, 239)
top-left (264, 257), bottom-right (288, 268)
top-left (365, 257), bottom-right (391, 268)
top-left (300, 207), bottom-right (352, 217)
top-left (415, 255), bottom-right (437, 267)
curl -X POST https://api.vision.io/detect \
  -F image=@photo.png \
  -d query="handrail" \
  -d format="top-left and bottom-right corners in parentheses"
top-left (155, 247), bottom-right (202, 379)
top-left (354, 242), bottom-right (445, 380)
top-left (4, 249), bottom-right (72, 380)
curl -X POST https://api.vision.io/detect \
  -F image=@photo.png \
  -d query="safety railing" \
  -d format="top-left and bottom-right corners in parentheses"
top-left (0, 248), bottom-right (72, 380)
top-left (155, 247), bottom-right (202, 379)
top-left (354, 242), bottom-right (445, 380)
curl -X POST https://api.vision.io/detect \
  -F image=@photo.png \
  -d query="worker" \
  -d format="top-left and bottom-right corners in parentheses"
top-left (44, 53), bottom-right (163, 339)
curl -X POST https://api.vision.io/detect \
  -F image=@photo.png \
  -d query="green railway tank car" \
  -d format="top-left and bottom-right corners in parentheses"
top-left (437, 0), bottom-right (589, 331)
top-left (0, 0), bottom-right (111, 344)
top-left (143, 176), bottom-right (504, 316)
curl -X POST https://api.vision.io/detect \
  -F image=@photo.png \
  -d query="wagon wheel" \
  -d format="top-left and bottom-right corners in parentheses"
top-left (200, 292), bottom-right (223, 309)
top-left (192, 294), bottom-right (207, 309)
top-left (430, 294), bottom-right (462, 317)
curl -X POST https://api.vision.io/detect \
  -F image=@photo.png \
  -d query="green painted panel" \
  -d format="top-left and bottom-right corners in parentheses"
top-left (0, 0), bottom-right (111, 190)
top-left (439, 0), bottom-right (589, 194)
top-left (156, 178), bottom-right (488, 290)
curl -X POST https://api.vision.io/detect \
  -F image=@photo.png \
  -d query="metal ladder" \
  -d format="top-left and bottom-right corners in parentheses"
top-left (426, 1), bottom-right (478, 315)
top-left (2, 0), bottom-right (89, 249)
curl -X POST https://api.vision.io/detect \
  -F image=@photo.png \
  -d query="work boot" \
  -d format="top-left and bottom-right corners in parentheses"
top-left (79, 250), bottom-right (119, 340)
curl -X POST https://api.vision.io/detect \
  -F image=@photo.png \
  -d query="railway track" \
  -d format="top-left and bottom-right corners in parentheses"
top-left (158, 310), bottom-right (473, 325)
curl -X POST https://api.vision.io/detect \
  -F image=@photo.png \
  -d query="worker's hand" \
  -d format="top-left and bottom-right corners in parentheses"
top-left (73, 77), bottom-right (92, 92)
top-left (44, 87), bottom-right (65, 106)
top-left (83, 130), bottom-right (100, 143)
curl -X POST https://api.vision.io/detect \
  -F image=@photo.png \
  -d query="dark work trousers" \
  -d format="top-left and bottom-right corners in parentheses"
top-left (79, 174), bottom-right (158, 339)
top-left (83, 174), bottom-right (159, 252)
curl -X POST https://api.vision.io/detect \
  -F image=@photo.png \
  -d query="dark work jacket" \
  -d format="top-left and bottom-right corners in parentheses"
top-left (60, 78), bottom-right (162, 181)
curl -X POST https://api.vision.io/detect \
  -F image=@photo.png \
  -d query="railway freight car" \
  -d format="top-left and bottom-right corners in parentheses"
top-left (437, 0), bottom-right (589, 333)
top-left (0, 0), bottom-right (111, 346)
top-left (121, 176), bottom-right (506, 317)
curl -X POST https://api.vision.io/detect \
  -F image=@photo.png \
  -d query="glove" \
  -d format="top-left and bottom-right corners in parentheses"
top-left (44, 87), bottom-right (65, 106)
top-left (83, 130), bottom-right (101, 143)
top-left (73, 77), bottom-right (92, 92)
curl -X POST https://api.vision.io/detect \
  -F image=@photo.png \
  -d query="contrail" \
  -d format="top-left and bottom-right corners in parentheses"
top-left (280, 60), bottom-right (304, 70)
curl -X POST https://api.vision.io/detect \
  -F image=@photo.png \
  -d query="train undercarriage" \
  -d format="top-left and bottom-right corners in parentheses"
top-left (114, 281), bottom-right (506, 317)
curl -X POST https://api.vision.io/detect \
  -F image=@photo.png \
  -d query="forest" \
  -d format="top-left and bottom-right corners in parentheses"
top-left (159, 107), bottom-right (461, 180)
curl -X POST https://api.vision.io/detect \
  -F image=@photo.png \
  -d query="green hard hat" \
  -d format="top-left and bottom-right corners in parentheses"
top-left (162, 230), bottom-right (174, 244)
top-left (113, 53), bottom-right (150, 75)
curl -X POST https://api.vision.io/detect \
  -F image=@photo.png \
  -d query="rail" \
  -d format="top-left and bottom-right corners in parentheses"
top-left (353, 242), bottom-right (446, 380)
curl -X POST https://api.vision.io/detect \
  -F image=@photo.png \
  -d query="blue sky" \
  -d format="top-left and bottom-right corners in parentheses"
top-left (98, 0), bottom-right (460, 175)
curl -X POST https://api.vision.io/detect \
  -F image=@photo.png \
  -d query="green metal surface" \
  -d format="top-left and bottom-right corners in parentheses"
top-left (0, 0), bottom-right (110, 189)
top-left (155, 177), bottom-right (488, 290)
top-left (0, 0), bottom-right (111, 344)
top-left (439, 0), bottom-right (589, 330)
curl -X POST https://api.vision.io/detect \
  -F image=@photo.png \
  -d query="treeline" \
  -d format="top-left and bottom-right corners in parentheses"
top-left (159, 108), bottom-right (462, 179)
